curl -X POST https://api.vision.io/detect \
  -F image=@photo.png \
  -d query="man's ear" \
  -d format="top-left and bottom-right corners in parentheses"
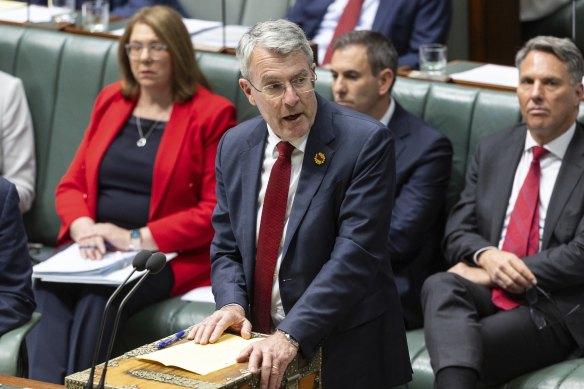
top-left (239, 78), bottom-right (256, 106)
top-left (378, 68), bottom-right (394, 96)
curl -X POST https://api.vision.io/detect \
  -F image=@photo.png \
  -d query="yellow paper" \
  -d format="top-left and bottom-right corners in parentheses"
top-left (139, 334), bottom-right (263, 375)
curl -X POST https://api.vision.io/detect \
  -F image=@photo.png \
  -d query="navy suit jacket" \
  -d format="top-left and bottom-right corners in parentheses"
top-left (444, 123), bottom-right (584, 353)
top-left (30, 0), bottom-right (187, 18)
top-left (211, 95), bottom-right (412, 388)
top-left (389, 102), bottom-right (452, 329)
top-left (286, 0), bottom-right (452, 68)
top-left (0, 177), bottom-right (35, 336)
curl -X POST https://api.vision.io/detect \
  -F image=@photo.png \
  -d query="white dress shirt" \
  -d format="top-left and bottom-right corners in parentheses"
top-left (474, 124), bottom-right (575, 262)
top-left (256, 125), bottom-right (309, 327)
top-left (312, 0), bottom-right (380, 64)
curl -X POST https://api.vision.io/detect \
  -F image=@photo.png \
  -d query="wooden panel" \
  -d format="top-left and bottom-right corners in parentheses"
top-left (469, 0), bottom-right (521, 65)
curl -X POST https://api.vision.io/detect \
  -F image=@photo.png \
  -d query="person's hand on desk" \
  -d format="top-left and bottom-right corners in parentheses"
top-left (236, 330), bottom-right (298, 389)
top-left (188, 304), bottom-right (252, 344)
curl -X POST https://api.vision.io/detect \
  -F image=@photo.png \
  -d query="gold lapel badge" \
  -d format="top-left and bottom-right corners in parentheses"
top-left (314, 152), bottom-right (326, 165)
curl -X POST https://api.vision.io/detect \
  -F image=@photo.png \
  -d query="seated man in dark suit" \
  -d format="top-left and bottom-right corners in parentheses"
top-left (422, 35), bottom-right (584, 388)
top-left (329, 30), bottom-right (452, 330)
top-left (0, 177), bottom-right (36, 336)
top-left (286, 0), bottom-right (451, 68)
top-left (188, 19), bottom-right (412, 389)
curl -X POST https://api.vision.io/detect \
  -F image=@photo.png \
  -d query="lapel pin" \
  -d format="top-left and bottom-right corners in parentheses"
top-left (314, 152), bottom-right (326, 165)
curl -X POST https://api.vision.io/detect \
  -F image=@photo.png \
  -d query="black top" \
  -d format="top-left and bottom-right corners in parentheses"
top-left (96, 116), bottom-right (166, 229)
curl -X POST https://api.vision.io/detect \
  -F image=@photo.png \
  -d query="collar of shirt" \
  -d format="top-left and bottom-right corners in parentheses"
top-left (524, 122), bottom-right (576, 160)
top-left (379, 98), bottom-right (396, 127)
top-left (265, 124), bottom-right (310, 155)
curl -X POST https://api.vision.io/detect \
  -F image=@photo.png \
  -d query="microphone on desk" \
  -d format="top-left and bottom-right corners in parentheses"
top-left (84, 249), bottom-right (153, 389)
top-left (96, 252), bottom-right (167, 389)
top-left (573, 0), bottom-right (577, 42)
top-left (221, 0), bottom-right (227, 50)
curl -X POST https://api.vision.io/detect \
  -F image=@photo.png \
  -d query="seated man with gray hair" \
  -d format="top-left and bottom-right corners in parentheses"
top-left (422, 35), bottom-right (584, 388)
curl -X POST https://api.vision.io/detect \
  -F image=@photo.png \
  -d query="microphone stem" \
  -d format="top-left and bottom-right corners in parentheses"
top-left (85, 269), bottom-right (137, 389)
top-left (96, 270), bottom-right (153, 389)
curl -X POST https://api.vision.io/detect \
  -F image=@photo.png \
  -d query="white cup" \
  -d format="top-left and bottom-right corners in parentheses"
top-left (81, 1), bottom-right (109, 32)
top-left (419, 44), bottom-right (447, 76)
top-left (49, 0), bottom-right (76, 23)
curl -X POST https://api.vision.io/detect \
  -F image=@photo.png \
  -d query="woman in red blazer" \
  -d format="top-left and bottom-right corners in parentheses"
top-left (27, 6), bottom-right (237, 383)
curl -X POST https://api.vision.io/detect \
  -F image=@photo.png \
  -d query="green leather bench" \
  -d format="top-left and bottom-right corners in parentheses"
top-left (1, 23), bottom-right (583, 387)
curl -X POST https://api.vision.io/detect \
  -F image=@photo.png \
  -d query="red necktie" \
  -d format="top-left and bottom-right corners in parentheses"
top-left (252, 141), bottom-right (295, 334)
top-left (492, 146), bottom-right (549, 310)
top-left (321, 0), bottom-right (365, 65)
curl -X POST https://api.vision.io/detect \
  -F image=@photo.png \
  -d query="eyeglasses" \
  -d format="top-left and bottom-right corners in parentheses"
top-left (526, 286), bottom-right (580, 330)
top-left (246, 73), bottom-right (317, 99)
top-left (125, 42), bottom-right (168, 61)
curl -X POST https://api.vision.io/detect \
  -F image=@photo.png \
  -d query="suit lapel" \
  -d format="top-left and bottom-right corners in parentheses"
top-left (282, 96), bottom-right (336, 257)
top-left (241, 121), bottom-right (267, 261)
top-left (489, 126), bottom-right (525, 242)
top-left (150, 100), bottom-right (189, 217)
top-left (542, 123), bottom-right (584, 248)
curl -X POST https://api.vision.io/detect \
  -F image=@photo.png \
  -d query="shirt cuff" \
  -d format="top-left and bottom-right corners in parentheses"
top-left (473, 246), bottom-right (498, 265)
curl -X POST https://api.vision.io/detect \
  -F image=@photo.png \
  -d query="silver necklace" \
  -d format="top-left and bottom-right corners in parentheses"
top-left (136, 116), bottom-right (160, 147)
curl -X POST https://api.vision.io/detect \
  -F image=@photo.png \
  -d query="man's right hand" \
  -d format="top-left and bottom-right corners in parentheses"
top-left (188, 304), bottom-right (252, 344)
top-left (477, 248), bottom-right (537, 293)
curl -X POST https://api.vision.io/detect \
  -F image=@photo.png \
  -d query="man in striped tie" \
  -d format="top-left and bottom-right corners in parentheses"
top-left (422, 35), bottom-right (584, 388)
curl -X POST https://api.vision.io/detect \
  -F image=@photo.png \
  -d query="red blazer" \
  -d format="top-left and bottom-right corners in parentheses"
top-left (56, 82), bottom-right (237, 296)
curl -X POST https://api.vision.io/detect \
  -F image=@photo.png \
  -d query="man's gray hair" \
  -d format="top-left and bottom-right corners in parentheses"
top-left (516, 36), bottom-right (584, 85)
top-left (236, 19), bottom-right (314, 80)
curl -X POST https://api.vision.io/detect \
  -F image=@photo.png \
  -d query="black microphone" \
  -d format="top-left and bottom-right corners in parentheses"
top-left (84, 250), bottom-right (152, 389)
top-left (96, 253), bottom-right (167, 389)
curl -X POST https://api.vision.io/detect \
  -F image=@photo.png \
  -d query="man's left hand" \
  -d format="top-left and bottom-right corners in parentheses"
top-left (236, 331), bottom-right (298, 389)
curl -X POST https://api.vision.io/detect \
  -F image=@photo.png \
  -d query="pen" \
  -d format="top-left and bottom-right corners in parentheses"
top-left (157, 330), bottom-right (186, 349)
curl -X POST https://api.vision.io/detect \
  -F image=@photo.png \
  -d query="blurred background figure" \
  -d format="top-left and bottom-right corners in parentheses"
top-left (29, 0), bottom-right (188, 18)
top-left (27, 5), bottom-right (236, 383)
top-left (0, 71), bottom-right (36, 213)
top-left (286, 0), bottom-right (452, 68)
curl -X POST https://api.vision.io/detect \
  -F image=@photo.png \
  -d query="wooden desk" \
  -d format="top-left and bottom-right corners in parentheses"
top-left (0, 375), bottom-right (63, 389)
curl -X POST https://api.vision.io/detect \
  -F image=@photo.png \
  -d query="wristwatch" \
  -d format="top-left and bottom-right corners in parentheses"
top-left (277, 329), bottom-right (299, 349)
top-left (129, 229), bottom-right (142, 251)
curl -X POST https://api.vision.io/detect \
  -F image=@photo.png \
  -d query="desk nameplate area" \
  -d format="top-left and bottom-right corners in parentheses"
top-left (65, 332), bottom-right (321, 389)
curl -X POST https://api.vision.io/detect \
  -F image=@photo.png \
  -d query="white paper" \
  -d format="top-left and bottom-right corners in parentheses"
top-left (191, 25), bottom-right (250, 49)
top-left (0, 4), bottom-right (72, 23)
top-left (180, 286), bottom-right (215, 303)
top-left (33, 244), bottom-right (176, 286)
top-left (449, 64), bottom-right (519, 88)
top-left (110, 17), bottom-right (222, 37)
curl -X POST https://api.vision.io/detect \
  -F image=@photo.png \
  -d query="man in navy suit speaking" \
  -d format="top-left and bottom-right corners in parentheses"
top-left (329, 31), bottom-right (452, 330)
top-left (188, 19), bottom-right (411, 389)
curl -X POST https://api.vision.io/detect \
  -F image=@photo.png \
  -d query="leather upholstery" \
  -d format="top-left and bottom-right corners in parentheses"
top-left (1, 23), bottom-right (583, 386)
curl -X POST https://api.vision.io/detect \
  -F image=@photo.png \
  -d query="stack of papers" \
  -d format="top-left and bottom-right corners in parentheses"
top-left (33, 244), bottom-right (175, 285)
top-left (0, 3), bottom-right (73, 23)
top-left (191, 25), bottom-right (250, 50)
top-left (110, 18), bottom-right (222, 37)
top-left (449, 64), bottom-right (519, 89)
